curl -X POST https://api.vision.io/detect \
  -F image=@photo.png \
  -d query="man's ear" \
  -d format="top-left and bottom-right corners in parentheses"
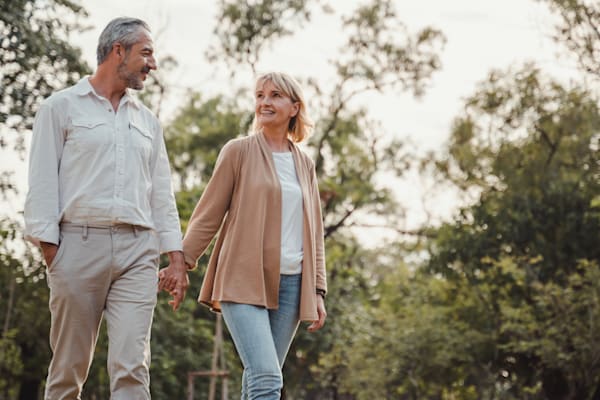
top-left (113, 43), bottom-right (123, 57)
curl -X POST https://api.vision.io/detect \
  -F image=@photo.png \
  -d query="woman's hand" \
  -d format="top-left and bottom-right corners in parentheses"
top-left (307, 295), bottom-right (327, 332)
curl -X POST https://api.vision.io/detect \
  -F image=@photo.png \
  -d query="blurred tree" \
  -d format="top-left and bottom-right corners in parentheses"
top-left (308, 0), bottom-right (444, 240)
top-left (339, 260), bottom-right (488, 400)
top-left (538, 0), bottom-right (600, 78)
top-left (0, 3), bottom-right (90, 399)
top-left (11, 0), bottom-right (600, 398)
top-left (0, 218), bottom-right (50, 400)
top-left (138, 54), bottom-right (178, 119)
top-left (164, 93), bottom-right (250, 194)
top-left (423, 65), bottom-right (600, 398)
top-left (173, 0), bottom-right (446, 398)
top-left (206, 0), bottom-right (319, 74)
top-left (0, 0), bottom-right (90, 154)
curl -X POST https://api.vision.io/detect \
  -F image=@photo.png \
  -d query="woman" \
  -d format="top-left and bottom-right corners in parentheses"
top-left (181, 72), bottom-right (327, 399)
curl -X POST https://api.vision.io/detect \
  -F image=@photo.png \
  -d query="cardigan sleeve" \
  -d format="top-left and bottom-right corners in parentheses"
top-left (310, 159), bottom-right (327, 294)
top-left (182, 139), bottom-right (241, 269)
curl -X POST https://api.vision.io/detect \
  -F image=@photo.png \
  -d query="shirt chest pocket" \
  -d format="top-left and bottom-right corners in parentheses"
top-left (129, 121), bottom-right (153, 158)
top-left (68, 119), bottom-right (111, 152)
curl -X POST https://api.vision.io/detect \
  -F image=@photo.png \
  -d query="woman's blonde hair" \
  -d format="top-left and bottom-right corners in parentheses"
top-left (252, 72), bottom-right (313, 143)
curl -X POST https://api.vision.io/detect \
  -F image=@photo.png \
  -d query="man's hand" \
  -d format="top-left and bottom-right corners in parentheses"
top-left (40, 241), bottom-right (59, 267)
top-left (307, 295), bottom-right (327, 332)
top-left (158, 251), bottom-right (189, 311)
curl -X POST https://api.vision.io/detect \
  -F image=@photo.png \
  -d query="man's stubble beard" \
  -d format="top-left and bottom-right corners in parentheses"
top-left (117, 54), bottom-right (145, 90)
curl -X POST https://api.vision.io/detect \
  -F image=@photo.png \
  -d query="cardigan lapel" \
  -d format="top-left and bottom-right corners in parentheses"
top-left (289, 142), bottom-right (313, 229)
top-left (255, 132), bottom-right (281, 188)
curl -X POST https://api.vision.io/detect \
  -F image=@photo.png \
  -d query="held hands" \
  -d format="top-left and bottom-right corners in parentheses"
top-left (158, 251), bottom-right (189, 311)
top-left (307, 295), bottom-right (327, 332)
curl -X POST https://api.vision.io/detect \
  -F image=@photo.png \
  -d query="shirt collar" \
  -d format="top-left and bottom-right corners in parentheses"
top-left (73, 77), bottom-right (95, 96)
top-left (73, 76), bottom-right (141, 109)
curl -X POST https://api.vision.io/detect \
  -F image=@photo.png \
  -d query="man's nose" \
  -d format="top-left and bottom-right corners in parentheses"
top-left (148, 56), bottom-right (157, 70)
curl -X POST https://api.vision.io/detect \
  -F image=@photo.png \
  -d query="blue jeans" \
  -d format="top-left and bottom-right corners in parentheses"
top-left (221, 274), bottom-right (301, 400)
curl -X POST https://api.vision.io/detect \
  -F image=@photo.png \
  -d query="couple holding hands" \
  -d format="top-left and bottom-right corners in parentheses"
top-left (25, 17), bottom-right (327, 400)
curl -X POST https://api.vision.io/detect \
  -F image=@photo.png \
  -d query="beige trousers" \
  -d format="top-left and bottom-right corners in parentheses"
top-left (44, 224), bottom-right (160, 400)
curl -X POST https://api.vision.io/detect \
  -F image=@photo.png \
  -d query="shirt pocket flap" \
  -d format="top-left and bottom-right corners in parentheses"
top-left (130, 121), bottom-right (153, 140)
top-left (72, 119), bottom-right (106, 129)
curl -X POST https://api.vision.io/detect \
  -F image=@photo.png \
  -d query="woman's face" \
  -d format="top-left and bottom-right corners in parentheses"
top-left (255, 80), bottom-right (299, 133)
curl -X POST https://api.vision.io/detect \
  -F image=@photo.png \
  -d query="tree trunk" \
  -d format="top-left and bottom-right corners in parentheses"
top-left (2, 275), bottom-right (16, 335)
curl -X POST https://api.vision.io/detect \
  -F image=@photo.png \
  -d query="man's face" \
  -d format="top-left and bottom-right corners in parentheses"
top-left (116, 30), bottom-right (156, 90)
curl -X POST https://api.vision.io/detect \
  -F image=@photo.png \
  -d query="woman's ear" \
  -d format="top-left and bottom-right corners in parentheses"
top-left (291, 102), bottom-right (300, 117)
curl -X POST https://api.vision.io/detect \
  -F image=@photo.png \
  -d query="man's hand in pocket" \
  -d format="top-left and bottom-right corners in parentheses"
top-left (40, 241), bottom-right (59, 267)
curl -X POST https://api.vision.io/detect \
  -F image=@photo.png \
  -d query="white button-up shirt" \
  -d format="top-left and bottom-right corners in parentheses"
top-left (24, 77), bottom-right (182, 253)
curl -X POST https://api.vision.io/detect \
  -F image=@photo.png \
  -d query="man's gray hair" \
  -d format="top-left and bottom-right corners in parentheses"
top-left (96, 17), bottom-right (151, 65)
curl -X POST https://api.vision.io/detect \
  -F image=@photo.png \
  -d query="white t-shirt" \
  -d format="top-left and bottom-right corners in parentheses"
top-left (272, 152), bottom-right (304, 274)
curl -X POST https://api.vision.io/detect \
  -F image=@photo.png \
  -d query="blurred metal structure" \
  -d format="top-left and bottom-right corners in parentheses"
top-left (187, 314), bottom-right (229, 400)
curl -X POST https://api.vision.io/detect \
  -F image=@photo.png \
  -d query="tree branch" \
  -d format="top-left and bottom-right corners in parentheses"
top-left (324, 207), bottom-right (356, 238)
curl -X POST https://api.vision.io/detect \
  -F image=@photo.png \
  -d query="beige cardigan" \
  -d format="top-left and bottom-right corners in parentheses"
top-left (182, 132), bottom-right (327, 322)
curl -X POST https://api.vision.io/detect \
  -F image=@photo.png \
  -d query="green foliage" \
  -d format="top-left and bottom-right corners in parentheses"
top-left (314, 111), bottom-right (403, 238)
top-left (284, 236), bottom-right (380, 398)
top-left (430, 66), bottom-right (599, 281)
top-left (495, 258), bottom-right (600, 398)
top-left (348, 277), bottom-right (474, 399)
top-left (0, 2), bottom-right (90, 396)
top-left (538, 0), bottom-right (600, 78)
top-left (164, 93), bottom-right (250, 193)
top-left (206, 0), bottom-right (318, 73)
top-left (424, 65), bottom-right (600, 397)
top-left (170, 1), bottom-right (445, 398)
top-left (0, 218), bottom-right (50, 399)
top-left (5, 0), bottom-right (600, 398)
top-left (0, 0), bottom-right (90, 152)
top-left (0, 330), bottom-right (24, 399)
top-left (335, 0), bottom-right (445, 98)
top-left (297, 0), bottom-right (445, 240)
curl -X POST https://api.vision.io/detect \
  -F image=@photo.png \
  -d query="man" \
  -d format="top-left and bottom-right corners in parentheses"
top-left (24, 17), bottom-right (188, 399)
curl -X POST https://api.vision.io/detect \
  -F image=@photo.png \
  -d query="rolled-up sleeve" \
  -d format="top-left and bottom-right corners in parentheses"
top-left (150, 123), bottom-right (182, 253)
top-left (24, 102), bottom-right (64, 246)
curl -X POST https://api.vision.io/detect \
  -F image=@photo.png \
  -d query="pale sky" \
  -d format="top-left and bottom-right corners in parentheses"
top-left (70, 0), bottom-right (578, 139)
top-left (2, 0), bottom-right (581, 240)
